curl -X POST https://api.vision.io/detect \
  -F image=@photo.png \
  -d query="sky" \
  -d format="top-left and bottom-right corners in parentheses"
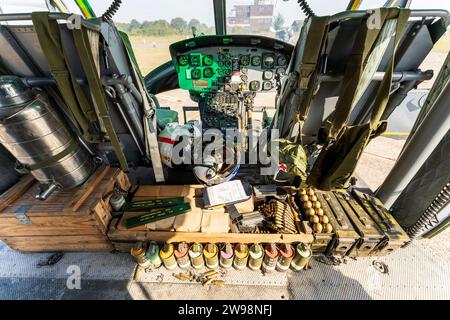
top-left (1, 0), bottom-right (449, 26)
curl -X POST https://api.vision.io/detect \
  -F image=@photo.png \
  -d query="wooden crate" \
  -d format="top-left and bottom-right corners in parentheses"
top-left (108, 219), bottom-right (314, 252)
top-left (107, 184), bottom-right (314, 252)
top-left (0, 166), bottom-right (130, 253)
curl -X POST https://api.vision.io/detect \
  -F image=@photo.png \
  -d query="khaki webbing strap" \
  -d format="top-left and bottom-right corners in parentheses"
top-left (369, 9), bottom-right (411, 131)
top-left (72, 27), bottom-right (129, 171)
top-left (327, 9), bottom-right (390, 140)
top-left (297, 17), bottom-right (329, 112)
top-left (32, 12), bottom-right (99, 142)
top-left (289, 17), bottom-right (329, 142)
top-left (16, 139), bottom-right (79, 174)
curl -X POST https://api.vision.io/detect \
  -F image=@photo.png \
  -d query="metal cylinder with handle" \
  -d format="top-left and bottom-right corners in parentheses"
top-left (0, 76), bottom-right (94, 196)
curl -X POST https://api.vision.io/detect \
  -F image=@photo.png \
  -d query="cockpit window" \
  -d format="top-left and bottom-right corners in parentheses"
top-left (226, 0), bottom-right (450, 44)
top-left (226, 0), bottom-right (359, 44)
top-left (0, 0), bottom-right (82, 15)
top-left (90, 0), bottom-right (216, 75)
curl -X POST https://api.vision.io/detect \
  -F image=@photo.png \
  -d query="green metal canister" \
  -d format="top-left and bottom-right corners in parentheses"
top-left (130, 242), bottom-right (151, 268)
top-left (262, 243), bottom-right (279, 273)
top-left (233, 244), bottom-right (249, 270)
top-left (160, 243), bottom-right (177, 270)
top-left (291, 243), bottom-right (312, 271)
top-left (219, 243), bottom-right (234, 269)
top-left (189, 243), bottom-right (205, 270)
top-left (145, 241), bottom-right (162, 269)
top-left (174, 242), bottom-right (191, 269)
top-left (203, 243), bottom-right (219, 269)
top-left (276, 244), bottom-right (295, 272)
top-left (248, 244), bottom-right (264, 271)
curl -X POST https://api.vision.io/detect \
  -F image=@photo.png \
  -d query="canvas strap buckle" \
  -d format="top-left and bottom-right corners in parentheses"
top-left (299, 63), bottom-right (316, 90)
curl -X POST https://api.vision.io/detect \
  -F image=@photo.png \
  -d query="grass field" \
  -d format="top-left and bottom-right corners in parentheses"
top-left (133, 47), bottom-right (171, 74)
top-left (433, 33), bottom-right (450, 53)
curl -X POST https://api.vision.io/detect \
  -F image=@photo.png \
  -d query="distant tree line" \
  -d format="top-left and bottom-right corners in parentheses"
top-left (116, 17), bottom-right (214, 37)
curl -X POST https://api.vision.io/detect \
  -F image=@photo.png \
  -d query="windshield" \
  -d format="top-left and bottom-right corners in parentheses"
top-left (226, 0), bottom-right (450, 43)
top-left (0, 0), bottom-right (83, 14)
top-left (90, 0), bottom-right (216, 75)
top-left (226, 0), bottom-right (372, 43)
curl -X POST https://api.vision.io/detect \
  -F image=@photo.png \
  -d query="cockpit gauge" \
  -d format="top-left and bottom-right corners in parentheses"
top-left (262, 54), bottom-right (275, 68)
top-left (263, 70), bottom-right (274, 80)
top-left (178, 55), bottom-right (189, 66)
top-left (190, 54), bottom-right (202, 67)
top-left (249, 80), bottom-right (261, 91)
top-left (262, 81), bottom-right (273, 91)
top-left (240, 55), bottom-right (250, 66)
top-left (251, 56), bottom-right (262, 66)
top-left (276, 67), bottom-right (286, 75)
top-left (191, 68), bottom-right (202, 80)
top-left (277, 55), bottom-right (287, 66)
top-left (203, 55), bottom-right (214, 66)
top-left (203, 67), bottom-right (214, 78)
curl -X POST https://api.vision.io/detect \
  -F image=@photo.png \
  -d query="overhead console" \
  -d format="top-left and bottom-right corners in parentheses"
top-left (169, 35), bottom-right (294, 94)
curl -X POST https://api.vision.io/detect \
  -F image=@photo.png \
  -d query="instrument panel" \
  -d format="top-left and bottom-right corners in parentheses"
top-left (170, 35), bottom-right (294, 94)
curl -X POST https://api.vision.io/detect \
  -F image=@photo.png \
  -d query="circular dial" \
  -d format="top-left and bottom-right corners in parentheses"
top-left (263, 70), bottom-right (274, 80)
top-left (191, 69), bottom-right (202, 80)
top-left (190, 54), bottom-right (201, 67)
top-left (262, 81), bottom-right (273, 91)
top-left (178, 55), bottom-right (189, 66)
top-left (276, 67), bottom-right (286, 75)
top-left (277, 55), bottom-right (287, 66)
top-left (240, 55), bottom-right (250, 66)
top-left (203, 67), bottom-right (214, 78)
top-left (203, 55), bottom-right (213, 66)
top-left (249, 80), bottom-right (260, 91)
top-left (262, 54), bottom-right (275, 68)
top-left (251, 56), bottom-right (261, 66)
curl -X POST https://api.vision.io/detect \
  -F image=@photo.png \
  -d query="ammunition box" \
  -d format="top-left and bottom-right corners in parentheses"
top-left (334, 190), bottom-right (385, 257)
top-left (315, 191), bottom-right (359, 256)
top-left (311, 232), bottom-right (333, 254)
top-left (300, 204), bottom-right (332, 255)
top-left (351, 190), bottom-right (410, 256)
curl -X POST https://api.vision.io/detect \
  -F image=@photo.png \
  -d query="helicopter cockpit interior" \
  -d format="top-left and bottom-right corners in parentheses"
top-left (0, 0), bottom-right (448, 255)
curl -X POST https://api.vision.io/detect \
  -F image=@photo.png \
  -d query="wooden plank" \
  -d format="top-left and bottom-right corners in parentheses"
top-left (115, 171), bottom-right (131, 191)
top-left (111, 241), bottom-right (134, 252)
top-left (0, 175), bottom-right (36, 212)
top-left (0, 216), bottom-right (101, 237)
top-left (1, 234), bottom-right (113, 252)
top-left (64, 166), bottom-right (111, 212)
top-left (108, 218), bottom-right (314, 244)
top-left (1, 204), bottom-right (92, 217)
top-left (0, 167), bottom-right (120, 218)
